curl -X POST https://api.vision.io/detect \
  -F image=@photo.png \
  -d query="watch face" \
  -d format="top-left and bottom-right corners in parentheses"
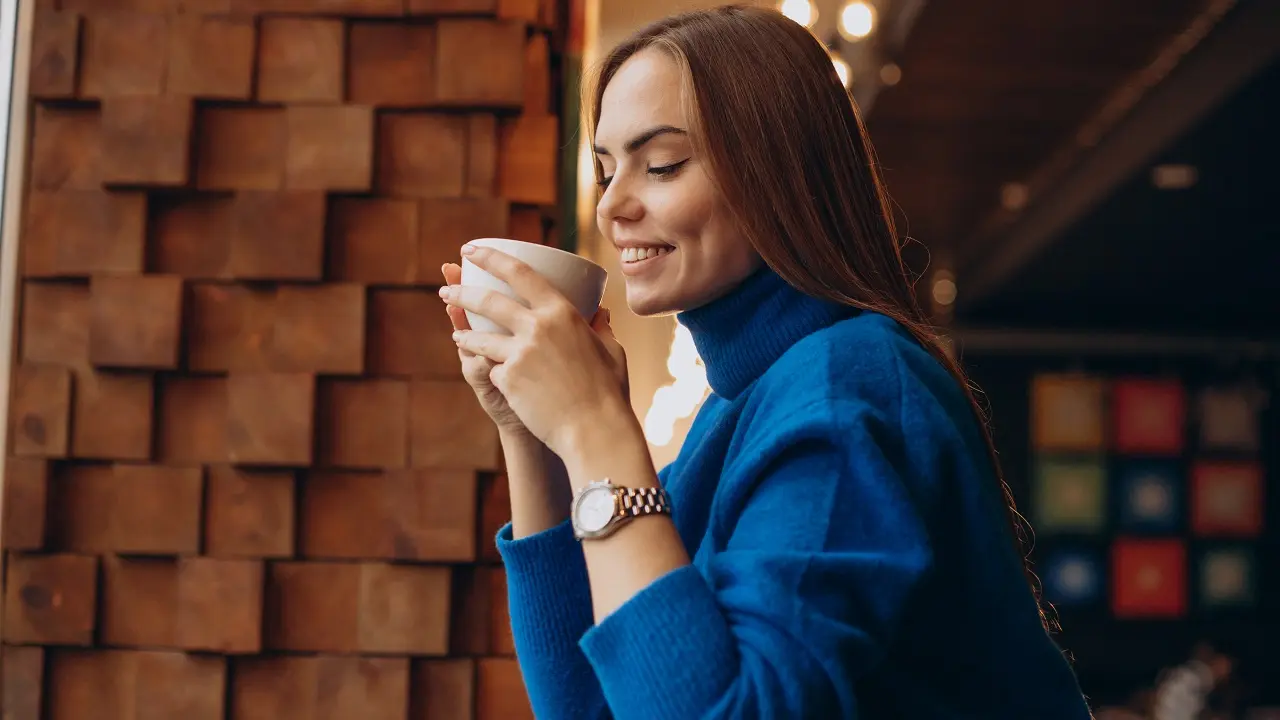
top-left (576, 486), bottom-right (615, 533)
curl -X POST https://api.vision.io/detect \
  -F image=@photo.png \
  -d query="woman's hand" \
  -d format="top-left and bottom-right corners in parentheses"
top-left (440, 244), bottom-right (630, 457)
top-left (440, 261), bottom-right (529, 437)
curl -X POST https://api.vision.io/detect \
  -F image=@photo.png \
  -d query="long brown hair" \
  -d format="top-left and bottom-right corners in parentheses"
top-left (588, 5), bottom-right (1048, 626)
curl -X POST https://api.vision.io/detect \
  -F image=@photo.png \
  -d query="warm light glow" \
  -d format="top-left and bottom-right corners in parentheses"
top-left (839, 1), bottom-right (877, 41)
top-left (779, 0), bottom-right (817, 28)
top-left (643, 323), bottom-right (709, 447)
top-left (879, 62), bottom-right (902, 86)
top-left (832, 56), bottom-right (852, 88)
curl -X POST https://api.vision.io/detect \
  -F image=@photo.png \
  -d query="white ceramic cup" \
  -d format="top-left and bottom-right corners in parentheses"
top-left (460, 238), bottom-right (609, 335)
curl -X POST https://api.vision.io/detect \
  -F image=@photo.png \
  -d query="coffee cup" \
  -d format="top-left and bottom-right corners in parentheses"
top-left (460, 238), bottom-right (609, 335)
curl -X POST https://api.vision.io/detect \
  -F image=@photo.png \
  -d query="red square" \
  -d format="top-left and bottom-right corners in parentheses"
top-left (1191, 461), bottom-right (1264, 537)
top-left (1111, 538), bottom-right (1186, 618)
top-left (1112, 378), bottom-right (1186, 455)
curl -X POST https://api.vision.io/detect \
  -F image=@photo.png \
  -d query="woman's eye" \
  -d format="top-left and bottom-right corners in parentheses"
top-left (597, 176), bottom-right (613, 188)
top-left (648, 159), bottom-right (690, 178)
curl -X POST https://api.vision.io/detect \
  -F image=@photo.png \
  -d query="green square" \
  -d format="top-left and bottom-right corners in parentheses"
top-left (1034, 457), bottom-right (1107, 534)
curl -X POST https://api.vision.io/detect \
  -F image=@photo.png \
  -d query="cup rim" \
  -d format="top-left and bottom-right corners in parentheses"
top-left (469, 237), bottom-right (606, 273)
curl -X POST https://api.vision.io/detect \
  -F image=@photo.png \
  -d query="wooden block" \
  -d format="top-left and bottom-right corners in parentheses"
top-left (176, 557), bottom-right (264, 653)
top-left (509, 206), bottom-right (544, 244)
top-left (268, 284), bottom-right (365, 374)
top-left (59, 0), bottom-right (179, 11)
top-left (47, 650), bottom-right (225, 720)
top-left (88, 274), bottom-right (183, 369)
top-left (408, 0), bottom-right (497, 14)
top-left (434, 20), bottom-right (524, 108)
top-left (2, 554), bottom-right (97, 645)
top-left (100, 556), bottom-right (177, 647)
top-left (315, 379), bottom-right (409, 468)
top-left (24, 190), bottom-right (146, 277)
top-left (103, 554), bottom-right (263, 652)
top-left (186, 284), bottom-right (276, 372)
top-left (229, 192), bottom-right (326, 280)
top-left (257, 17), bottom-right (344, 103)
top-left (80, 12), bottom-right (169, 98)
top-left (150, 194), bottom-right (233, 278)
top-left (227, 373), bottom-right (315, 465)
top-left (204, 465), bottom-right (295, 558)
top-left (195, 107), bottom-right (286, 191)
top-left (478, 472), bottom-right (510, 562)
top-left (70, 368), bottom-right (154, 460)
top-left (232, 656), bottom-right (409, 720)
top-left (301, 469), bottom-right (476, 560)
top-left (448, 565), bottom-right (494, 655)
top-left (348, 23), bottom-right (435, 107)
top-left (2, 457), bottom-right (50, 551)
top-left (9, 364), bottom-right (71, 458)
top-left (410, 659), bottom-right (475, 720)
top-left (1, 646), bottom-right (44, 720)
top-left (523, 32), bottom-right (550, 113)
top-left (285, 105), bottom-right (374, 191)
top-left (367, 289), bottom-right (461, 378)
top-left (101, 95), bottom-right (193, 187)
top-left (500, 0), bottom-right (540, 22)
top-left (420, 197), bottom-right (510, 273)
top-left (410, 380), bottom-right (500, 470)
top-left (490, 570), bottom-right (514, 654)
top-left (231, 0), bottom-right (403, 14)
top-left (266, 562), bottom-right (450, 654)
top-left (20, 280), bottom-right (89, 365)
top-left (30, 7), bottom-right (80, 99)
top-left (476, 658), bottom-right (533, 720)
top-left (30, 105), bottom-right (100, 191)
top-left (377, 113), bottom-right (467, 197)
top-left (55, 464), bottom-right (203, 554)
top-left (157, 376), bottom-right (228, 464)
top-left (328, 198), bottom-right (419, 284)
top-left (167, 14), bottom-right (255, 99)
top-left (466, 114), bottom-right (498, 197)
top-left (499, 114), bottom-right (559, 204)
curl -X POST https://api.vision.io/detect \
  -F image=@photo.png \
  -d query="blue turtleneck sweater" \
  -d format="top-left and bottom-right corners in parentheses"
top-left (496, 267), bottom-right (1092, 719)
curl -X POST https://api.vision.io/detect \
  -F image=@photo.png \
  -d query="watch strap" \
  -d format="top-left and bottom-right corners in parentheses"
top-left (617, 486), bottom-right (672, 520)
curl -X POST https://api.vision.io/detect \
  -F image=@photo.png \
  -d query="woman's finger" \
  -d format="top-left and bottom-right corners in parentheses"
top-left (440, 285), bottom-right (529, 332)
top-left (441, 263), bottom-right (462, 285)
top-left (453, 329), bottom-right (515, 363)
top-left (446, 304), bottom-right (472, 332)
top-left (460, 245), bottom-right (560, 307)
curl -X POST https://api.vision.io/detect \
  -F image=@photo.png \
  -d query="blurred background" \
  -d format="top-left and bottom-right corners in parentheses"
top-left (0, 0), bottom-right (1276, 718)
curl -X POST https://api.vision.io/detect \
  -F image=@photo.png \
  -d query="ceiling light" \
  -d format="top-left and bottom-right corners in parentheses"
top-left (839, 1), bottom-right (876, 41)
top-left (779, 0), bottom-right (817, 28)
top-left (1151, 164), bottom-right (1198, 190)
top-left (831, 55), bottom-right (852, 87)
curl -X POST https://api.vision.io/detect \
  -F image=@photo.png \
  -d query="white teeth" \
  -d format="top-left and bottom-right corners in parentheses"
top-left (620, 246), bottom-right (673, 263)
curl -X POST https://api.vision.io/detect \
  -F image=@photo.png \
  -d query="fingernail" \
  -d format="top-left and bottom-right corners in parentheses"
top-left (461, 243), bottom-right (476, 256)
top-left (451, 330), bottom-right (464, 342)
top-left (438, 286), bottom-right (451, 299)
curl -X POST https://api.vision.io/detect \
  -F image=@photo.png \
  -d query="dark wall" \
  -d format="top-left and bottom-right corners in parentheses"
top-left (963, 351), bottom-right (1279, 708)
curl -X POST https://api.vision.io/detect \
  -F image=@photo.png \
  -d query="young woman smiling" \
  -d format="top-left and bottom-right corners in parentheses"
top-left (440, 5), bottom-right (1094, 719)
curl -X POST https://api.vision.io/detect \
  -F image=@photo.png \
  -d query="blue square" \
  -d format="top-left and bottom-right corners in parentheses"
top-left (1114, 460), bottom-right (1182, 533)
top-left (1041, 548), bottom-right (1104, 606)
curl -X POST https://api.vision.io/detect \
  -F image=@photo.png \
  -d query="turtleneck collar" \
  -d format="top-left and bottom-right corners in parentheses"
top-left (676, 266), bottom-right (857, 399)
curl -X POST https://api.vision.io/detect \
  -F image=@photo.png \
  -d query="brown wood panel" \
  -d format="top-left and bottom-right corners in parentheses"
top-left (7, 2), bottom-right (553, 716)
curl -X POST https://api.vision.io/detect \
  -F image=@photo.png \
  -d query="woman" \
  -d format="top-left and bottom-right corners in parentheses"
top-left (440, 5), bottom-right (1093, 718)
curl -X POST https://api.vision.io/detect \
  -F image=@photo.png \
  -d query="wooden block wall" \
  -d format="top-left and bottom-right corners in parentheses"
top-left (4, 0), bottom-right (562, 717)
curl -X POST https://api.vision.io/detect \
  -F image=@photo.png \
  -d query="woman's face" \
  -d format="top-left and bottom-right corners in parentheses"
top-left (594, 48), bottom-right (761, 317)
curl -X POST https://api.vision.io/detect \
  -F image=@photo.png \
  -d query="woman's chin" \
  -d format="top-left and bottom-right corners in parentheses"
top-left (623, 283), bottom-right (681, 318)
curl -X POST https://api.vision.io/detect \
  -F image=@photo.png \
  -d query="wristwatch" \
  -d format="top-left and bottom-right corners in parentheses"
top-left (570, 478), bottom-right (672, 540)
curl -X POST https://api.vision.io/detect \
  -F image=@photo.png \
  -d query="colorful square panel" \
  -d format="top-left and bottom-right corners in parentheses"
top-left (1197, 385), bottom-right (1263, 452)
top-left (1190, 461), bottom-right (1264, 538)
top-left (1197, 546), bottom-right (1256, 609)
top-left (1111, 538), bottom-right (1186, 619)
top-left (1112, 377), bottom-right (1186, 455)
top-left (1114, 460), bottom-right (1182, 533)
top-left (1041, 548), bottom-right (1104, 607)
top-left (1033, 457), bottom-right (1106, 534)
top-left (1031, 374), bottom-right (1106, 452)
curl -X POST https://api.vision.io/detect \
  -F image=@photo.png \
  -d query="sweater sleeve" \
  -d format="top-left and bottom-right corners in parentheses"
top-left (578, 401), bottom-right (934, 719)
top-left (495, 463), bottom-right (677, 720)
